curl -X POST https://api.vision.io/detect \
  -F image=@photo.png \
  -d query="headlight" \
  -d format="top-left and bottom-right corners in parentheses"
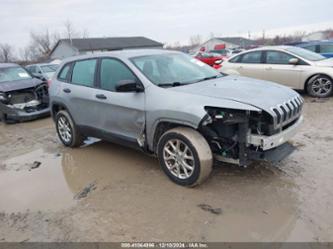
top-left (0, 92), bottom-right (9, 104)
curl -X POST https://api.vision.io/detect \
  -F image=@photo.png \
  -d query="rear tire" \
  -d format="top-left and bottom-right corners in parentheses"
top-left (307, 74), bottom-right (333, 98)
top-left (157, 127), bottom-right (213, 187)
top-left (55, 110), bottom-right (84, 147)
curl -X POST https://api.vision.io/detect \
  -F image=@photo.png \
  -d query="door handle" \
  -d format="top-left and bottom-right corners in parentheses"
top-left (96, 94), bottom-right (107, 100)
top-left (63, 88), bottom-right (71, 93)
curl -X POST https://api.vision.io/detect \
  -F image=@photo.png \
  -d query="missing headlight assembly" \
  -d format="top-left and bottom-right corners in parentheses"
top-left (199, 107), bottom-right (298, 166)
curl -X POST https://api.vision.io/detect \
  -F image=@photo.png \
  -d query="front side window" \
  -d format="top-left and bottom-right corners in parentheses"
top-left (71, 59), bottom-right (97, 87)
top-left (0, 66), bottom-right (32, 83)
top-left (240, 52), bottom-right (262, 64)
top-left (100, 58), bottom-right (137, 91)
top-left (131, 53), bottom-right (221, 87)
top-left (266, 51), bottom-right (294, 64)
top-left (320, 44), bottom-right (333, 53)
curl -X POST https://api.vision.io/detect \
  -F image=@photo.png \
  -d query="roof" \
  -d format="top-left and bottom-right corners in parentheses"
top-left (214, 37), bottom-right (256, 47)
top-left (59, 49), bottom-right (180, 64)
top-left (0, 63), bottom-right (18, 68)
top-left (50, 36), bottom-right (163, 55)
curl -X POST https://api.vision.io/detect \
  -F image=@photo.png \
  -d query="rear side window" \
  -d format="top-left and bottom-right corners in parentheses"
top-left (240, 52), bottom-right (262, 63)
top-left (320, 44), bottom-right (333, 53)
top-left (266, 51), bottom-right (294, 64)
top-left (100, 58), bottom-right (137, 91)
top-left (58, 64), bottom-right (71, 81)
top-left (71, 59), bottom-right (97, 87)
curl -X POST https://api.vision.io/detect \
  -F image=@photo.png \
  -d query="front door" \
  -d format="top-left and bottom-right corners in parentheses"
top-left (93, 58), bottom-right (145, 143)
top-left (263, 51), bottom-right (302, 88)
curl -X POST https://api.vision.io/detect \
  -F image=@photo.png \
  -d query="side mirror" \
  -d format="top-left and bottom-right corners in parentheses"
top-left (116, 80), bottom-right (144, 92)
top-left (289, 58), bottom-right (299, 65)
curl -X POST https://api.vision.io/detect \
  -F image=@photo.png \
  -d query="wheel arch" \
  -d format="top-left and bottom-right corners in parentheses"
top-left (151, 120), bottom-right (198, 154)
top-left (51, 101), bottom-right (70, 121)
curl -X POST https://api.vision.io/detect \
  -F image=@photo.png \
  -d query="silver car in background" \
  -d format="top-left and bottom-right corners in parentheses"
top-left (49, 49), bottom-right (303, 186)
top-left (221, 46), bottom-right (333, 98)
top-left (26, 63), bottom-right (59, 84)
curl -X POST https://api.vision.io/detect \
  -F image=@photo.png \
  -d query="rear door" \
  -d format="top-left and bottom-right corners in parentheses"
top-left (262, 50), bottom-right (303, 88)
top-left (60, 58), bottom-right (101, 127)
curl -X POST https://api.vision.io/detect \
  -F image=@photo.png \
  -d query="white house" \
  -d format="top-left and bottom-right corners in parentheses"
top-left (191, 37), bottom-right (256, 53)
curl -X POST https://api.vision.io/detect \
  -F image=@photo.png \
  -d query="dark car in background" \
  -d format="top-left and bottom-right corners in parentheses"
top-left (0, 63), bottom-right (50, 123)
top-left (26, 63), bottom-right (59, 85)
top-left (292, 40), bottom-right (333, 58)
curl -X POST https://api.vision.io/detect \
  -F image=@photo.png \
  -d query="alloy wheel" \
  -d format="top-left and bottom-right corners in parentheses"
top-left (311, 77), bottom-right (332, 97)
top-left (163, 138), bottom-right (195, 179)
top-left (57, 116), bottom-right (72, 144)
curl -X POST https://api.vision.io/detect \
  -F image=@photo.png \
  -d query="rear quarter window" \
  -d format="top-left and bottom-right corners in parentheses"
top-left (58, 64), bottom-right (71, 81)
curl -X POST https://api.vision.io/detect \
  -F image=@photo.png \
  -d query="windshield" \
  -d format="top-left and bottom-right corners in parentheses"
top-left (130, 53), bottom-right (221, 86)
top-left (286, 46), bottom-right (326, 61)
top-left (0, 66), bottom-right (32, 83)
top-left (41, 64), bottom-right (58, 73)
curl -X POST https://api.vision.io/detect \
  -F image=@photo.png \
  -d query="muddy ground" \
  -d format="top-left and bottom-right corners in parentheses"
top-left (0, 96), bottom-right (332, 242)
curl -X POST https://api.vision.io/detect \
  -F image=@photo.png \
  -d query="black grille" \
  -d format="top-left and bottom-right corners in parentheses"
top-left (271, 96), bottom-right (303, 129)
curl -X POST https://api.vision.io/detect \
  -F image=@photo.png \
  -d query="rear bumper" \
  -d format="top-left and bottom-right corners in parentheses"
top-left (248, 116), bottom-right (303, 151)
top-left (5, 107), bottom-right (50, 122)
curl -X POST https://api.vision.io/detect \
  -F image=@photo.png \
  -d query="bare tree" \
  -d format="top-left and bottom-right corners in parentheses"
top-left (30, 29), bottom-right (53, 55)
top-left (189, 34), bottom-right (202, 46)
top-left (0, 43), bottom-right (15, 62)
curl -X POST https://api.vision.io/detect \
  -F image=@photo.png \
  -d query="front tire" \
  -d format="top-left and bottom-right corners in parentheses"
top-left (55, 110), bottom-right (84, 147)
top-left (307, 75), bottom-right (333, 98)
top-left (157, 127), bottom-right (213, 187)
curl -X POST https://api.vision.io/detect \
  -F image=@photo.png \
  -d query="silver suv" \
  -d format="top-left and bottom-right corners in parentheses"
top-left (50, 49), bottom-right (303, 186)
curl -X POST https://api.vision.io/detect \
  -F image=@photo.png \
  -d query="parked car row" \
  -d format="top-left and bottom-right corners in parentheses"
top-left (220, 45), bottom-right (333, 98)
top-left (291, 40), bottom-right (333, 58)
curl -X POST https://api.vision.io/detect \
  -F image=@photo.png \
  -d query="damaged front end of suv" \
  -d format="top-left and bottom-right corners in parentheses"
top-left (199, 95), bottom-right (303, 166)
top-left (0, 64), bottom-right (50, 123)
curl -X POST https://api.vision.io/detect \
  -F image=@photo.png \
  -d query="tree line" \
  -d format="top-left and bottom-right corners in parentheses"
top-left (0, 20), bottom-right (89, 64)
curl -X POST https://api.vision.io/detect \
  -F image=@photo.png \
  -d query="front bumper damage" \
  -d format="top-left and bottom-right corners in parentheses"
top-left (0, 84), bottom-right (50, 122)
top-left (201, 107), bottom-right (303, 166)
top-left (248, 116), bottom-right (303, 151)
top-left (3, 105), bottom-right (50, 122)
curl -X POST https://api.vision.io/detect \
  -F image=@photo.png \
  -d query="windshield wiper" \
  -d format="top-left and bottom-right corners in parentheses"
top-left (158, 82), bottom-right (185, 87)
top-left (192, 74), bottom-right (222, 83)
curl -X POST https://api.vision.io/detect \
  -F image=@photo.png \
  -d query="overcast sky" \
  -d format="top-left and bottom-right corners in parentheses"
top-left (1, 0), bottom-right (333, 51)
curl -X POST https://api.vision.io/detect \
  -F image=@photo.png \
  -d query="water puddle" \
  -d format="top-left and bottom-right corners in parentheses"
top-left (0, 139), bottom-right (158, 213)
top-left (0, 149), bottom-right (75, 212)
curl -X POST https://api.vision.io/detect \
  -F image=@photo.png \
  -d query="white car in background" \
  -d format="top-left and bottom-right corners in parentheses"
top-left (220, 46), bottom-right (333, 98)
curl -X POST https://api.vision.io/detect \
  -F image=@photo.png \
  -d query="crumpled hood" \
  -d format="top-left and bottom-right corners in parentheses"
top-left (313, 58), bottom-right (333, 67)
top-left (169, 75), bottom-right (300, 114)
top-left (0, 78), bottom-right (44, 92)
